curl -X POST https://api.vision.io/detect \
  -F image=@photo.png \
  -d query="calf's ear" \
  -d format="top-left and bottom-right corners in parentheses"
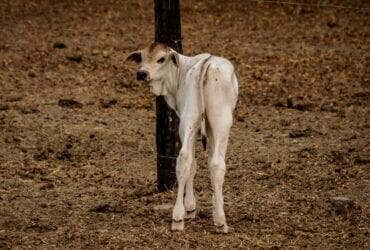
top-left (125, 51), bottom-right (142, 63)
top-left (170, 52), bottom-right (179, 67)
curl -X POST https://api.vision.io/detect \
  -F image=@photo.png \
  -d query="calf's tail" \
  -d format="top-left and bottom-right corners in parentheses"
top-left (201, 115), bottom-right (207, 150)
top-left (198, 58), bottom-right (212, 151)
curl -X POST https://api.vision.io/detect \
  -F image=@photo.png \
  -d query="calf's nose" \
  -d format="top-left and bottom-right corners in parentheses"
top-left (137, 70), bottom-right (149, 81)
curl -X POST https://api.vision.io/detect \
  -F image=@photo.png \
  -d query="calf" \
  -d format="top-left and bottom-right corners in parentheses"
top-left (126, 43), bottom-right (238, 233)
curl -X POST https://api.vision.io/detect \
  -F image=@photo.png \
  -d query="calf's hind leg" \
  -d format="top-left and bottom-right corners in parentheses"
top-left (184, 158), bottom-right (197, 219)
top-left (171, 119), bottom-right (198, 231)
top-left (207, 109), bottom-right (232, 233)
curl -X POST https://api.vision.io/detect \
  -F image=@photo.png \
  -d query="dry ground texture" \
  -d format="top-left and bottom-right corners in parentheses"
top-left (0, 0), bottom-right (369, 248)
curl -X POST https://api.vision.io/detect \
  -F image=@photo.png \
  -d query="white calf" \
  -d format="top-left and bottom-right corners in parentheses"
top-left (126, 43), bottom-right (238, 233)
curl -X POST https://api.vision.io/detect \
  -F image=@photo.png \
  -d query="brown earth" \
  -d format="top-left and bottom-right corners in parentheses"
top-left (0, 0), bottom-right (369, 248)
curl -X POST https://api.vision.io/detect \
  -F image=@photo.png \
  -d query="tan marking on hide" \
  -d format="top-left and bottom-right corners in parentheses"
top-left (146, 43), bottom-right (170, 58)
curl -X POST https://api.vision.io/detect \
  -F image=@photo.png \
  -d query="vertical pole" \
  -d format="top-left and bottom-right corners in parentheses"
top-left (154, 0), bottom-right (182, 191)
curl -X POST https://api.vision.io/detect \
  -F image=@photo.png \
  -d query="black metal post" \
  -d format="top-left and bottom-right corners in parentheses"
top-left (154, 0), bottom-right (182, 191)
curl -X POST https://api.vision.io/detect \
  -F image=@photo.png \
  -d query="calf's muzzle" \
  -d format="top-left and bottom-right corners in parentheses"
top-left (137, 70), bottom-right (149, 81)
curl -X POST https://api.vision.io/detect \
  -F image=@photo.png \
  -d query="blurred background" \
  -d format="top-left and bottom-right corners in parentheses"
top-left (0, 0), bottom-right (369, 248)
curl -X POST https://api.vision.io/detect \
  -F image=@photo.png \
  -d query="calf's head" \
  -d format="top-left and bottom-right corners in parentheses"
top-left (126, 43), bottom-right (179, 95)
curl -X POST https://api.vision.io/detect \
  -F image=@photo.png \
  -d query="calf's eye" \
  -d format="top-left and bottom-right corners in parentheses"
top-left (157, 57), bottom-right (165, 63)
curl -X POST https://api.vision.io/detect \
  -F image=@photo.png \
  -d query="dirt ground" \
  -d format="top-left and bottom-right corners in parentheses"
top-left (0, 0), bottom-right (369, 248)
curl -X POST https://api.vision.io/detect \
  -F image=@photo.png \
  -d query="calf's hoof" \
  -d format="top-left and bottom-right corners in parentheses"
top-left (215, 224), bottom-right (229, 234)
top-left (171, 220), bottom-right (184, 231)
top-left (186, 210), bottom-right (196, 219)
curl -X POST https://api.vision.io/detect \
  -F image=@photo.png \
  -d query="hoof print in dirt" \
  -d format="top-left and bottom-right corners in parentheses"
top-left (280, 119), bottom-right (290, 127)
top-left (354, 156), bottom-right (370, 165)
top-left (34, 148), bottom-right (54, 161)
top-left (115, 80), bottom-right (137, 90)
top-left (328, 196), bottom-right (354, 216)
top-left (56, 149), bottom-right (72, 161)
top-left (6, 95), bottom-right (23, 102)
top-left (197, 209), bottom-right (210, 219)
top-left (274, 100), bottom-right (286, 108)
top-left (286, 97), bottom-right (314, 111)
top-left (90, 203), bottom-right (125, 213)
top-left (327, 20), bottom-right (337, 28)
top-left (289, 127), bottom-right (321, 138)
top-left (53, 42), bottom-right (67, 49)
top-left (26, 223), bottom-right (57, 233)
top-left (28, 71), bottom-right (36, 77)
top-left (292, 103), bottom-right (314, 112)
top-left (33, 152), bottom-right (48, 161)
top-left (274, 97), bottom-right (314, 111)
top-left (320, 102), bottom-right (338, 113)
top-left (0, 103), bottom-right (10, 111)
top-left (351, 91), bottom-right (370, 106)
top-left (100, 99), bottom-right (118, 108)
top-left (235, 114), bottom-right (245, 122)
top-left (297, 147), bottom-right (317, 158)
top-left (58, 99), bottom-right (83, 109)
top-left (15, 105), bottom-right (39, 114)
top-left (40, 203), bottom-right (48, 208)
top-left (66, 54), bottom-right (82, 63)
top-left (40, 182), bottom-right (55, 190)
top-left (289, 129), bottom-right (309, 138)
